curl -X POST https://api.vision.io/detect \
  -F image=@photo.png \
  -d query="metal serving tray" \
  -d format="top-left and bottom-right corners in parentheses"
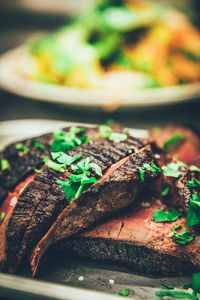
top-left (0, 119), bottom-right (194, 300)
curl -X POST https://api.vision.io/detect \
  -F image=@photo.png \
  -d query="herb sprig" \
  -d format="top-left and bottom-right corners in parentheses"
top-left (163, 132), bottom-right (186, 152)
top-left (98, 125), bottom-right (128, 142)
top-left (167, 227), bottom-right (194, 245)
top-left (57, 157), bottom-right (102, 204)
top-left (161, 162), bottom-right (187, 178)
top-left (51, 126), bottom-right (89, 152)
top-left (153, 209), bottom-right (181, 223)
top-left (15, 143), bottom-right (28, 153)
top-left (186, 194), bottom-right (200, 227)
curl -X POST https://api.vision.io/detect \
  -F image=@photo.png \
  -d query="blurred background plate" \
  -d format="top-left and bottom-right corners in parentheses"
top-left (0, 46), bottom-right (200, 110)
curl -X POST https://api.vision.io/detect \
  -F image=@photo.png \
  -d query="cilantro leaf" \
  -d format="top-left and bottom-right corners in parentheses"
top-left (1, 159), bottom-right (9, 171)
top-left (187, 178), bottom-right (200, 189)
top-left (153, 209), bottom-right (182, 223)
top-left (161, 182), bottom-right (170, 196)
top-left (193, 273), bottom-right (200, 291)
top-left (163, 133), bottom-right (186, 152)
top-left (0, 212), bottom-right (5, 221)
top-left (98, 125), bottom-right (112, 139)
top-left (167, 228), bottom-right (194, 245)
top-left (33, 139), bottom-right (45, 150)
top-left (51, 127), bottom-right (88, 152)
top-left (143, 162), bottom-right (161, 173)
top-left (43, 157), bottom-right (65, 172)
top-left (155, 290), bottom-right (193, 299)
top-left (162, 162), bottom-right (187, 178)
top-left (137, 167), bottom-right (145, 182)
top-left (190, 165), bottom-right (200, 173)
top-left (186, 194), bottom-right (200, 227)
top-left (98, 125), bottom-right (128, 142)
top-left (118, 289), bottom-right (129, 297)
top-left (89, 163), bottom-right (103, 177)
top-left (15, 143), bottom-right (28, 153)
top-left (51, 152), bottom-right (81, 166)
top-left (109, 132), bottom-right (128, 142)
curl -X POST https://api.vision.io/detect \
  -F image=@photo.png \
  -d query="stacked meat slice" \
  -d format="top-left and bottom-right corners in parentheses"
top-left (0, 123), bottom-right (199, 277)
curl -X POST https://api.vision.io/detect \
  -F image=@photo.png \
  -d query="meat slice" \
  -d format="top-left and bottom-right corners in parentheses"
top-left (150, 124), bottom-right (200, 163)
top-left (4, 136), bottom-right (149, 273)
top-left (53, 201), bottom-right (199, 276)
top-left (30, 146), bottom-right (160, 276)
top-left (0, 126), bottom-right (99, 204)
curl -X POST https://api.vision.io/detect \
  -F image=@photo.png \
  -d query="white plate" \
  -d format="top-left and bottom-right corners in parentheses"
top-left (0, 46), bottom-right (200, 110)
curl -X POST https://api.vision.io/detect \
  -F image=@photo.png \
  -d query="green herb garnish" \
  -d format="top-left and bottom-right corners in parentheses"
top-left (51, 152), bottom-right (81, 166)
top-left (167, 228), bottom-right (194, 245)
top-left (161, 162), bottom-right (187, 178)
top-left (186, 194), bottom-right (200, 227)
top-left (33, 168), bottom-right (41, 173)
top-left (155, 290), bottom-right (193, 299)
top-left (153, 209), bottom-right (181, 223)
top-left (163, 133), bottom-right (185, 152)
top-left (189, 165), bottom-right (200, 173)
top-left (33, 139), bottom-right (45, 150)
top-left (1, 159), bottom-right (9, 171)
top-left (98, 125), bottom-right (128, 142)
top-left (160, 283), bottom-right (174, 290)
top-left (0, 212), bottom-right (5, 221)
top-left (161, 182), bottom-right (170, 196)
top-left (137, 167), bottom-right (145, 182)
top-left (187, 178), bottom-right (200, 189)
top-left (15, 143), bottom-right (28, 153)
top-left (143, 162), bottom-right (161, 173)
top-left (51, 126), bottom-right (89, 153)
top-left (57, 157), bottom-right (102, 203)
top-left (43, 157), bottom-right (65, 173)
top-left (118, 289), bottom-right (129, 297)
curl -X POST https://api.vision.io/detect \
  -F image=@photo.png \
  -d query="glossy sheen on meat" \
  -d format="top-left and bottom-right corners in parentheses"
top-left (30, 146), bottom-right (160, 275)
top-left (5, 135), bottom-right (149, 273)
top-left (53, 201), bottom-right (199, 276)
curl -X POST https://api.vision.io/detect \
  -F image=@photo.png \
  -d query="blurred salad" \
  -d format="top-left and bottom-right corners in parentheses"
top-left (29, 0), bottom-right (200, 90)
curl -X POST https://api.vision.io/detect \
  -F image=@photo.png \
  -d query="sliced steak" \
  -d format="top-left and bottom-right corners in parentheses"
top-left (150, 124), bottom-right (200, 164)
top-left (4, 136), bottom-right (149, 273)
top-left (53, 200), bottom-right (199, 276)
top-left (0, 126), bottom-right (99, 204)
top-left (30, 146), bottom-right (160, 276)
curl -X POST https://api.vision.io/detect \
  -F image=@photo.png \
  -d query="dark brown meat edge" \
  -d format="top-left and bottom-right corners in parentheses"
top-left (5, 136), bottom-right (148, 274)
top-left (30, 146), bottom-right (160, 276)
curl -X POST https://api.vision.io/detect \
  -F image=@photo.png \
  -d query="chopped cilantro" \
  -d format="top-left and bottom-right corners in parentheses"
top-left (163, 133), bottom-right (185, 152)
top-left (190, 165), bottom-right (200, 173)
top-left (161, 182), bottom-right (170, 196)
top-left (118, 289), bottom-right (129, 297)
top-left (0, 212), bottom-right (5, 221)
top-left (1, 159), bottom-right (9, 171)
top-left (198, 241), bottom-right (200, 246)
top-left (43, 157), bottom-right (65, 172)
top-left (160, 283), bottom-right (174, 290)
top-left (153, 209), bottom-right (181, 223)
top-left (98, 125), bottom-right (128, 142)
top-left (106, 118), bottom-right (116, 126)
top-left (51, 152), bottom-right (81, 166)
top-left (33, 168), bottom-right (41, 173)
top-left (187, 178), bottom-right (200, 189)
top-left (162, 162), bottom-right (187, 178)
top-left (15, 143), bottom-right (28, 153)
top-left (51, 126), bottom-right (89, 152)
top-left (137, 167), bottom-right (145, 182)
top-left (71, 157), bottom-right (103, 177)
top-left (193, 273), bottom-right (200, 292)
top-left (33, 139), bottom-right (45, 150)
top-left (56, 157), bottom-right (102, 203)
top-left (167, 228), bottom-right (194, 245)
top-left (143, 162), bottom-right (161, 173)
top-left (186, 194), bottom-right (200, 227)
top-left (155, 290), bottom-right (193, 298)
